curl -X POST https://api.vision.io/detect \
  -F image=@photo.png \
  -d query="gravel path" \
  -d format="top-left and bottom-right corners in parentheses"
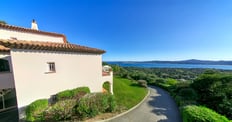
top-left (109, 86), bottom-right (182, 122)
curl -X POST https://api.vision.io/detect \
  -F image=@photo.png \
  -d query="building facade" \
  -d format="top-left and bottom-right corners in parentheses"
top-left (0, 21), bottom-right (113, 117)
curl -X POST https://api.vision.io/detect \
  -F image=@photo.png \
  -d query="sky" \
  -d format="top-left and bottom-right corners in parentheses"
top-left (1, 0), bottom-right (232, 61)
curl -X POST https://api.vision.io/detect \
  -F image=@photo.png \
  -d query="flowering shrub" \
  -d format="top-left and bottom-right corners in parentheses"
top-left (74, 93), bottom-right (116, 120)
top-left (44, 99), bottom-right (76, 121)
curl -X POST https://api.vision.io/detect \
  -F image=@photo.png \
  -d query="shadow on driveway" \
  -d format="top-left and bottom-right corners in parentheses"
top-left (109, 85), bottom-right (182, 122)
top-left (148, 85), bottom-right (182, 122)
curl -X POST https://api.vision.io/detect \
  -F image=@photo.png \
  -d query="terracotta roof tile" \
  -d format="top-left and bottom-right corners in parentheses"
top-left (0, 39), bottom-right (105, 54)
top-left (0, 45), bottom-right (10, 52)
top-left (0, 23), bottom-right (67, 43)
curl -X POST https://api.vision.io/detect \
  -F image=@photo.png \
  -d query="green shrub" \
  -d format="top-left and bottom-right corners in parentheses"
top-left (56, 89), bottom-right (73, 100)
top-left (74, 93), bottom-right (116, 120)
top-left (137, 80), bottom-right (147, 88)
top-left (44, 99), bottom-right (76, 121)
top-left (25, 87), bottom-right (91, 121)
top-left (25, 99), bottom-right (48, 121)
top-left (166, 78), bottom-right (177, 86)
top-left (72, 87), bottom-right (90, 96)
top-left (178, 88), bottom-right (197, 100)
top-left (155, 78), bottom-right (166, 84)
top-left (192, 72), bottom-right (232, 119)
top-left (103, 82), bottom-right (110, 92)
top-left (155, 82), bottom-right (170, 91)
top-left (181, 105), bottom-right (230, 122)
top-left (174, 96), bottom-right (197, 106)
top-left (108, 95), bottom-right (117, 112)
top-left (56, 87), bottom-right (90, 100)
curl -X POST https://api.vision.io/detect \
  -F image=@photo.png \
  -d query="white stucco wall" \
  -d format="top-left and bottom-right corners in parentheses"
top-left (102, 72), bottom-right (113, 94)
top-left (0, 52), bottom-right (15, 89)
top-left (10, 49), bottom-right (103, 108)
top-left (0, 28), bottom-right (64, 43)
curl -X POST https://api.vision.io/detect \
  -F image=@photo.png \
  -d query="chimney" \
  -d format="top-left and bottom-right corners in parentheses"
top-left (31, 19), bottom-right (38, 30)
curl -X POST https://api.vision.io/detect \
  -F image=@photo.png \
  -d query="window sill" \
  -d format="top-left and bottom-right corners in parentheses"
top-left (0, 106), bottom-right (17, 112)
top-left (0, 71), bottom-right (12, 74)
top-left (45, 71), bottom-right (56, 74)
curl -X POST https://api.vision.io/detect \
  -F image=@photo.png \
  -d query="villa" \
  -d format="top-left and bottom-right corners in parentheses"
top-left (0, 20), bottom-right (113, 118)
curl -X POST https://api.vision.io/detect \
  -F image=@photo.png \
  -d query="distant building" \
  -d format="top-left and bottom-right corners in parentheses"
top-left (0, 20), bottom-right (113, 118)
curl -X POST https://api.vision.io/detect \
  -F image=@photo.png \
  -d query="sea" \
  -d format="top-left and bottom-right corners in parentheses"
top-left (106, 62), bottom-right (232, 70)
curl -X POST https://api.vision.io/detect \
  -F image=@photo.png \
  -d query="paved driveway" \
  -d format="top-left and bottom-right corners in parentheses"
top-left (109, 86), bottom-right (182, 122)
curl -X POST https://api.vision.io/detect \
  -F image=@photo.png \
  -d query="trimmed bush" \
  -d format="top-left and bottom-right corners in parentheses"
top-left (44, 99), bottom-right (76, 121)
top-left (108, 94), bottom-right (117, 112)
top-left (181, 105), bottom-right (230, 122)
top-left (103, 82), bottom-right (110, 92)
top-left (56, 89), bottom-right (73, 100)
top-left (56, 87), bottom-right (90, 100)
top-left (25, 87), bottom-right (90, 121)
top-left (25, 99), bottom-right (48, 121)
top-left (72, 87), bottom-right (90, 96)
top-left (74, 93), bottom-right (116, 120)
top-left (137, 80), bottom-right (147, 88)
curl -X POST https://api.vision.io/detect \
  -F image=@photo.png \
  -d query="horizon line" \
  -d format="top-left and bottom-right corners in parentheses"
top-left (104, 59), bottom-right (232, 62)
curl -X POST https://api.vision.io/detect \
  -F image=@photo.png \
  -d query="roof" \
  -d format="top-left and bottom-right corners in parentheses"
top-left (0, 39), bottom-right (105, 54)
top-left (0, 45), bottom-right (10, 52)
top-left (0, 23), bottom-right (67, 43)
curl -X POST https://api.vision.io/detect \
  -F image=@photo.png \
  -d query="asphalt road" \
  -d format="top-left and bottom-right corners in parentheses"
top-left (109, 86), bottom-right (182, 122)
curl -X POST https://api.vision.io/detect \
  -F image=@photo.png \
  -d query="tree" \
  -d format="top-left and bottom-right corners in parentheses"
top-left (191, 71), bottom-right (232, 119)
top-left (0, 20), bottom-right (7, 24)
top-left (102, 62), bottom-right (108, 65)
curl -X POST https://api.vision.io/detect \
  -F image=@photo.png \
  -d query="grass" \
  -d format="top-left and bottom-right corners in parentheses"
top-left (113, 77), bottom-right (148, 109)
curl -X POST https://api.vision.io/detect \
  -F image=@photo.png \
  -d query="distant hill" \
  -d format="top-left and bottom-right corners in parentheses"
top-left (140, 59), bottom-right (232, 65)
top-left (107, 59), bottom-right (232, 65)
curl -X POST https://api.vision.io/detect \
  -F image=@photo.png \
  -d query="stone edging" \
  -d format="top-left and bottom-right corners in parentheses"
top-left (98, 88), bottom-right (151, 122)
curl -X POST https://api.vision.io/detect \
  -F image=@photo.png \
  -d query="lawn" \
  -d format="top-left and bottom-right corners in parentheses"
top-left (113, 77), bottom-right (148, 110)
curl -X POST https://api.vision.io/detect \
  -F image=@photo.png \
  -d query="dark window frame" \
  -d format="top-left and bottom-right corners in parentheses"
top-left (0, 59), bottom-right (10, 72)
top-left (47, 62), bottom-right (56, 73)
top-left (0, 88), bottom-right (17, 111)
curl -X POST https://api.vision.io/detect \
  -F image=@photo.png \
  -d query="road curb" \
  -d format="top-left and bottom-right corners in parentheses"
top-left (98, 88), bottom-right (150, 122)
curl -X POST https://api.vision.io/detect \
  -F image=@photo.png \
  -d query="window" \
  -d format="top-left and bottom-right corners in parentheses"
top-left (0, 88), bottom-right (17, 111)
top-left (0, 59), bottom-right (10, 72)
top-left (47, 62), bottom-right (56, 72)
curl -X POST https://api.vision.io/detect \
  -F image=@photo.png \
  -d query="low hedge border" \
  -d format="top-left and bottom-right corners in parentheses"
top-left (25, 99), bottom-right (48, 121)
top-left (181, 105), bottom-right (230, 122)
top-left (56, 87), bottom-right (90, 100)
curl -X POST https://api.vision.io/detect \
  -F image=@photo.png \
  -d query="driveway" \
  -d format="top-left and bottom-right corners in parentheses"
top-left (109, 86), bottom-right (182, 122)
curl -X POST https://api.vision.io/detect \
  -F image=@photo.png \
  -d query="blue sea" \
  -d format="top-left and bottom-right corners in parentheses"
top-left (107, 62), bottom-right (232, 70)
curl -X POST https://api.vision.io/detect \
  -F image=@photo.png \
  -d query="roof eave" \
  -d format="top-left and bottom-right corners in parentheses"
top-left (0, 39), bottom-right (105, 55)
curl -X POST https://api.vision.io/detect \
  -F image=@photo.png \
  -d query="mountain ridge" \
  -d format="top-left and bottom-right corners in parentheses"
top-left (107, 59), bottom-right (232, 65)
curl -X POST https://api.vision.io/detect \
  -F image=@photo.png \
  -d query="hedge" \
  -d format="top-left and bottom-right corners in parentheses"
top-left (56, 87), bottom-right (90, 100)
top-left (181, 105), bottom-right (230, 122)
top-left (74, 93), bottom-right (116, 120)
top-left (25, 99), bottom-right (48, 121)
top-left (44, 99), bottom-right (76, 121)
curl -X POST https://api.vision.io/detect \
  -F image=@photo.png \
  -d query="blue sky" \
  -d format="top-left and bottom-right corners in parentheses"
top-left (1, 0), bottom-right (232, 61)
